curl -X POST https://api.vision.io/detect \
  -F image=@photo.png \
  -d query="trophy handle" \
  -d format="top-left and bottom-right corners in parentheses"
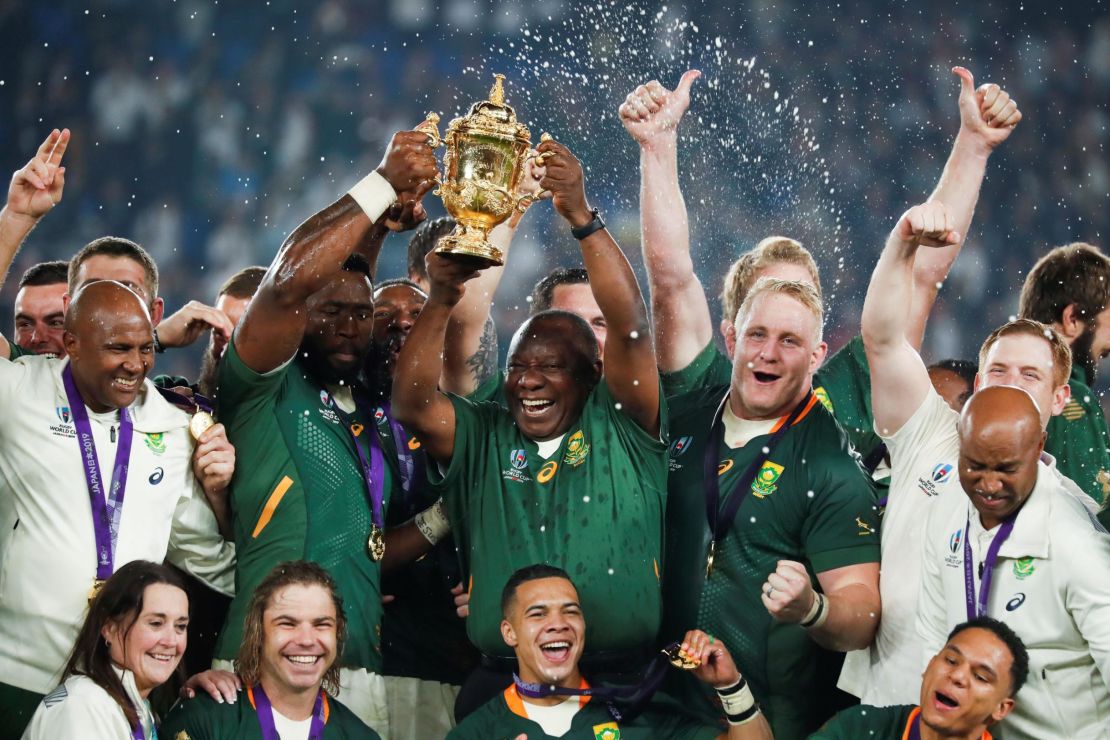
top-left (416, 112), bottom-right (442, 148)
top-left (515, 190), bottom-right (550, 213)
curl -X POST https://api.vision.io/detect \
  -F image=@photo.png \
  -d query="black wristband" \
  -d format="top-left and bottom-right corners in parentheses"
top-left (800, 592), bottom-right (827, 629)
top-left (725, 703), bottom-right (762, 725)
top-left (570, 208), bottom-right (605, 240)
top-left (152, 329), bottom-right (166, 354)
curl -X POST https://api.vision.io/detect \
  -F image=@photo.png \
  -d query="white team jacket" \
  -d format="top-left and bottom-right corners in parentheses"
top-left (0, 355), bottom-right (235, 694)
top-left (22, 667), bottom-right (156, 739)
top-left (917, 465), bottom-right (1110, 739)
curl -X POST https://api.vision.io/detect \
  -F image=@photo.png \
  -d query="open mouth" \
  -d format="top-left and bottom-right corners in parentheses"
top-left (539, 640), bottom-right (572, 663)
top-left (147, 653), bottom-right (176, 663)
top-left (752, 371), bottom-right (780, 384)
top-left (976, 492), bottom-right (1007, 508)
top-left (112, 377), bottom-right (140, 392)
top-left (934, 690), bottom-right (959, 709)
top-left (521, 399), bottom-right (555, 416)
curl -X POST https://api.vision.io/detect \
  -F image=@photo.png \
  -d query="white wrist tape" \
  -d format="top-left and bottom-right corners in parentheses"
top-left (716, 677), bottom-right (759, 725)
top-left (800, 591), bottom-right (829, 629)
top-left (414, 499), bottom-right (450, 545)
top-left (347, 170), bottom-right (396, 222)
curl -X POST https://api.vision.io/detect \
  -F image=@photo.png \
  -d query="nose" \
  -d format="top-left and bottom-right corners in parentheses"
top-left (979, 474), bottom-right (1004, 494)
top-left (335, 313), bottom-right (358, 338)
top-left (516, 366), bottom-right (545, 390)
top-left (122, 350), bottom-right (144, 374)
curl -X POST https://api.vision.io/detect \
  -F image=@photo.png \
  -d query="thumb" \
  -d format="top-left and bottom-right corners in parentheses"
top-left (675, 69), bottom-right (702, 99)
top-left (952, 66), bottom-right (975, 99)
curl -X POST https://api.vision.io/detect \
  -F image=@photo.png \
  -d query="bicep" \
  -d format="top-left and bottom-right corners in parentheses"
top-left (816, 562), bottom-right (880, 601)
top-left (411, 392), bottom-right (459, 464)
top-left (651, 275), bottom-right (715, 374)
top-left (866, 338), bottom-right (932, 438)
top-left (229, 281), bottom-right (306, 375)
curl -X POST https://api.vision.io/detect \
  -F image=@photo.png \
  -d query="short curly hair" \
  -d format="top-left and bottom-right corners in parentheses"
top-left (720, 237), bottom-right (821, 326)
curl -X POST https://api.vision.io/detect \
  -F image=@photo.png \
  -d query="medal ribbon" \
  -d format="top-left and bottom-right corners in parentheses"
top-left (62, 364), bottom-right (134, 582)
top-left (326, 393), bottom-right (386, 537)
top-left (381, 401), bottom-right (424, 497)
top-left (963, 511), bottom-right (1017, 620)
top-left (250, 684), bottom-right (328, 740)
top-left (154, 386), bottom-right (214, 414)
top-left (511, 642), bottom-right (683, 723)
top-left (702, 392), bottom-right (813, 570)
top-left (902, 706), bottom-right (990, 740)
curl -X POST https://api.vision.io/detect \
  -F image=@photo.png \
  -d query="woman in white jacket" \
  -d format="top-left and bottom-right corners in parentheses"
top-left (22, 561), bottom-right (190, 739)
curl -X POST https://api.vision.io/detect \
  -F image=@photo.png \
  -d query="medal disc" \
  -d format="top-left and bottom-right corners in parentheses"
top-left (662, 643), bottom-right (702, 670)
top-left (190, 411), bottom-right (215, 441)
top-left (368, 526), bottom-right (386, 562)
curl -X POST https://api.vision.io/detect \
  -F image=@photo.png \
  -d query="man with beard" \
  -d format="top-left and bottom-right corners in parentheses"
top-left (12, 260), bottom-right (68, 358)
top-left (1019, 243), bottom-right (1110, 520)
top-left (393, 138), bottom-right (667, 717)
top-left (916, 386), bottom-right (1110, 739)
top-left (209, 127), bottom-right (439, 735)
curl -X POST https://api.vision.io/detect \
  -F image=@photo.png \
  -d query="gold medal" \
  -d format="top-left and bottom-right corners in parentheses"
top-left (88, 578), bottom-right (105, 605)
top-left (368, 525), bottom-right (386, 562)
top-left (705, 540), bottom-right (716, 578)
top-left (662, 643), bottom-right (702, 670)
top-left (189, 411), bottom-right (216, 441)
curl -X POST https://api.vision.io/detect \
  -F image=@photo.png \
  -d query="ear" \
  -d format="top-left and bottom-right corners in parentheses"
top-left (101, 619), bottom-right (120, 647)
top-left (723, 322), bottom-right (737, 358)
top-left (811, 341), bottom-right (828, 373)
top-left (1058, 304), bottom-right (1086, 341)
top-left (1051, 382), bottom-right (1071, 417)
top-left (989, 697), bottom-right (1016, 724)
top-left (500, 619), bottom-right (518, 648)
top-left (62, 293), bottom-right (72, 313)
top-left (151, 297), bottom-right (165, 326)
top-left (973, 372), bottom-right (982, 392)
top-left (63, 331), bottom-right (78, 359)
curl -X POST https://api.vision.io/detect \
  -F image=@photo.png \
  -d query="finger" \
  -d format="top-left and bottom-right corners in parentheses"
top-left (450, 582), bottom-right (464, 595)
top-left (50, 167), bottom-right (66, 199)
top-left (989, 99), bottom-right (1017, 127)
top-left (198, 423), bottom-right (228, 446)
top-left (767, 572), bottom-right (793, 593)
top-left (675, 69), bottom-right (702, 98)
top-left (644, 80), bottom-right (667, 104)
top-left (48, 129), bottom-right (71, 167)
top-left (412, 178), bottom-right (436, 201)
top-left (984, 93), bottom-right (1011, 123)
top-left (382, 594), bottom-right (396, 604)
top-left (35, 129), bottom-right (60, 161)
top-left (217, 679), bottom-right (238, 703)
top-left (628, 97), bottom-right (650, 118)
top-left (19, 162), bottom-right (48, 190)
top-left (777, 560), bottom-right (809, 578)
top-left (951, 66), bottom-right (975, 99)
top-left (996, 106), bottom-right (1022, 128)
top-left (978, 83), bottom-right (1001, 113)
top-left (201, 678), bottom-right (226, 703)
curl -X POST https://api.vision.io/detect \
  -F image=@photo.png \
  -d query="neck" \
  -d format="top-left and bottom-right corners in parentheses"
top-left (518, 668), bottom-right (583, 707)
top-left (259, 675), bottom-right (319, 721)
top-left (69, 367), bottom-right (115, 413)
top-left (918, 716), bottom-right (987, 740)
top-left (726, 387), bottom-right (809, 422)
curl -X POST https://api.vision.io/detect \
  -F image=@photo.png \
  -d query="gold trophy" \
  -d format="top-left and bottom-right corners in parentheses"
top-left (417, 74), bottom-right (546, 266)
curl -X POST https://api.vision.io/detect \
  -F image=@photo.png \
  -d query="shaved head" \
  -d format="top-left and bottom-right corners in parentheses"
top-left (63, 281), bottom-right (155, 413)
top-left (957, 386), bottom-right (1045, 529)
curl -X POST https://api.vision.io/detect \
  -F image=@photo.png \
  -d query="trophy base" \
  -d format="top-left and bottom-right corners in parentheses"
top-left (435, 234), bottom-right (505, 268)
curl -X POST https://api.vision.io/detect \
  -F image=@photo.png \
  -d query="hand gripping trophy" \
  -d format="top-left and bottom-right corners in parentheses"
top-left (417, 73), bottom-right (548, 267)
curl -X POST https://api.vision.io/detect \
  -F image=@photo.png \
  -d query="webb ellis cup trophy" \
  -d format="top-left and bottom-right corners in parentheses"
top-left (417, 73), bottom-right (547, 267)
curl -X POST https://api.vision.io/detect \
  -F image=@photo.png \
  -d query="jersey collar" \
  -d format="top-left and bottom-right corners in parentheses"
top-left (504, 678), bottom-right (592, 718)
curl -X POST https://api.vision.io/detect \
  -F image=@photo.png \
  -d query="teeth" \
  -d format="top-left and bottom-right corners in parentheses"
top-left (149, 654), bottom-right (174, 661)
top-left (542, 642), bottom-right (570, 649)
top-left (115, 378), bottom-right (137, 388)
top-left (522, 399), bottom-right (552, 408)
top-left (286, 655), bottom-right (318, 664)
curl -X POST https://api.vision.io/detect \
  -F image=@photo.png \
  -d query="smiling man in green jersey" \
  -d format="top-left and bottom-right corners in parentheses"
top-left (392, 138), bottom-right (666, 716)
top-left (659, 278), bottom-right (881, 739)
top-left (210, 126), bottom-right (442, 735)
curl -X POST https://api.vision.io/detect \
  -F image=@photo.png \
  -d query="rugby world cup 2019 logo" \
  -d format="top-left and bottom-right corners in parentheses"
top-left (751, 461), bottom-right (785, 498)
top-left (918, 462), bottom-right (954, 497)
top-left (374, 407), bottom-right (386, 425)
top-left (49, 406), bottom-right (76, 439)
top-left (670, 436), bottom-right (693, 458)
top-left (56, 406), bottom-right (71, 424)
top-left (945, 527), bottom-right (964, 568)
top-left (510, 449), bottom-right (528, 470)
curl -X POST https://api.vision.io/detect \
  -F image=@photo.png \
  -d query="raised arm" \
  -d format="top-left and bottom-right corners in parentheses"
top-left (538, 138), bottom-right (660, 435)
top-left (863, 203), bottom-right (960, 436)
top-left (907, 67), bottom-right (1022, 348)
top-left (440, 159), bottom-right (545, 396)
top-left (0, 128), bottom-right (69, 360)
top-left (392, 254), bottom-right (483, 463)
top-left (620, 71), bottom-right (711, 373)
top-left (234, 130), bottom-right (437, 374)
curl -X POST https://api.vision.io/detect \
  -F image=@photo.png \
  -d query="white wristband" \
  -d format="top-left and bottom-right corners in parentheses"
top-left (414, 499), bottom-right (451, 545)
top-left (800, 591), bottom-right (829, 629)
top-left (347, 170), bottom-right (396, 222)
top-left (716, 678), bottom-right (759, 725)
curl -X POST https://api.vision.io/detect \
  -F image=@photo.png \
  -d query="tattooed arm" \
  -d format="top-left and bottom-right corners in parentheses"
top-left (462, 316), bottom-right (500, 389)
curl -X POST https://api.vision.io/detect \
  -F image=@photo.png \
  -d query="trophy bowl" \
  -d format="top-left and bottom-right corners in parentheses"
top-left (418, 74), bottom-right (539, 267)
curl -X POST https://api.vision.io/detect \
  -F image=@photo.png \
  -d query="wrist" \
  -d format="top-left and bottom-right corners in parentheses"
top-left (800, 591), bottom-right (829, 629)
top-left (350, 171), bottom-right (396, 221)
top-left (639, 133), bottom-right (678, 156)
top-left (564, 206), bottom-right (595, 229)
top-left (953, 130), bottom-right (995, 158)
top-left (415, 499), bottom-right (450, 544)
top-left (715, 677), bottom-right (760, 725)
top-left (0, 207), bottom-right (41, 232)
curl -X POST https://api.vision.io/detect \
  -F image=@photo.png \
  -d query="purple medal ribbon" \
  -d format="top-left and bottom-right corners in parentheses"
top-left (962, 511), bottom-right (1017, 621)
top-left (381, 401), bottom-right (423, 496)
top-left (62, 364), bottom-right (134, 582)
top-left (906, 710), bottom-right (922, 740)
top-left (252, 684), bottom-right (327, 740)
top-left (326, 393), bottom-right (386, 537)
top-left (155, 386), bottom-right (214, 414)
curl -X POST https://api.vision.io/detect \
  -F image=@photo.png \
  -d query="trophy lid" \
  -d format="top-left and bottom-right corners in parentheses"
top-left (450, 73), bottom-right (531, 142)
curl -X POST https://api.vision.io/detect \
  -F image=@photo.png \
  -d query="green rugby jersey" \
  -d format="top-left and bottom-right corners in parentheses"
top-left (447, 686), bottom-right (720, 740)
top-left (1046, 364), bottom-right (1110, 524)
top-left (430, 379), bottom-right (668, 658)
top-left (661, 337), bottom-right (882, 460)
top-left (159, 689), bottom-right (380, 738)
top-left (213, 343), bottom-right (397, 672)
top-left (662, 386), bottom-right (880, 739)
top-left (808, 705), bottom-right (918, 739)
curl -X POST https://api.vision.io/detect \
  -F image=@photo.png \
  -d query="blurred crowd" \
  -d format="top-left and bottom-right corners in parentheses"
top-left (0, 0), bottom-right (1105, 383)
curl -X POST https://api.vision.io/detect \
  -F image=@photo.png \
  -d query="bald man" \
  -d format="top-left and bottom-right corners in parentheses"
top-left (0, 280), bottom-right (236, 737)
top-left (917, 386), bottom-right (1110, 739)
